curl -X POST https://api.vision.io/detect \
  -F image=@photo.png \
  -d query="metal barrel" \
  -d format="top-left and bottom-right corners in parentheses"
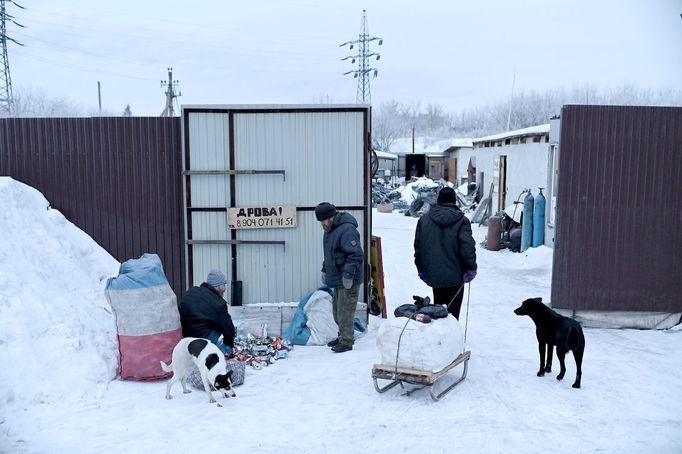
top-left (487, 215), bottom-right (502, 251)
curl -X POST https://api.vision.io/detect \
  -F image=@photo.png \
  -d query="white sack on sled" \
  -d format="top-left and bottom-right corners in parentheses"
top-left (376, 315), bottom-right (463, 372)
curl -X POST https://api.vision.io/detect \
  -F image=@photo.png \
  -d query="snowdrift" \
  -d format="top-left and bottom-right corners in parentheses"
top-left (0, 177), bottom-right (121, 408)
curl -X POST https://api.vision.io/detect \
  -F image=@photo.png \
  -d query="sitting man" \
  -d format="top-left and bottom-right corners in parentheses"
top-left (178, 269), bottom-right (235, 355)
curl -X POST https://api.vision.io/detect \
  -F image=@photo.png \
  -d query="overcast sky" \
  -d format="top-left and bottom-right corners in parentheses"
top-left (6, 0), bottom-right (682, 116)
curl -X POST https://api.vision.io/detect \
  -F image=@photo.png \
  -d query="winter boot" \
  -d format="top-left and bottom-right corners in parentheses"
top-left (331, 343), bottom-right (352, 353)
top-left (327, 338), bottom-right (339, 347)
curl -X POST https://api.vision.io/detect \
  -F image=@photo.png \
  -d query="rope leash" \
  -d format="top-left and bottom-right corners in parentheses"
top-left (463, 283), bottom-right (471, 349)
top-left (394, 315), bottom-right (412, 374)
top-left (444, 283), bottom-right (470, 352)
top-left (445, 284), bottom-right (465, 311)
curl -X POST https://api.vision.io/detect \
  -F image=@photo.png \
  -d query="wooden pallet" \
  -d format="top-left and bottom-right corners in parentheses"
top-left (371, 351), bottom-right (471, 401)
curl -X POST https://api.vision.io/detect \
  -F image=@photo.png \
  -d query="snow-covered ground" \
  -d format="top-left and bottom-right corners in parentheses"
top-left (1, 177), bottom-right (681, 453)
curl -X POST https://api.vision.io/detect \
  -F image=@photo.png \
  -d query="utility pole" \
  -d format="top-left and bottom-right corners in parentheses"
top-left (340, 9), bottom-right (382, 104)
top-left (97, 81), bottom-right (102, 115)
top-left (506, 72), bottom-right (516, 131)
top-left (160, 67), bottom-right (180, 117)
top-left (0, 0), bottom-right (25, 115)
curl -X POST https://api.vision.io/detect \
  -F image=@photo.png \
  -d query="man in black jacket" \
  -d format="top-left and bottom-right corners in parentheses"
top-left (316, 202), bottom-right (364, 353)
top-left (178, 269), bottom-right (235, 355)
top-left (414, 187), bottom-right (477, 319)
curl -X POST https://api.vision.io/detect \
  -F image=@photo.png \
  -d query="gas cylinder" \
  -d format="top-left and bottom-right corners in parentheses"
top-left (532, 188), bottom-right (546, 247)
top-left (521, 190), bottom-right (534, 252)
top-left (487, 214), bottom-right (502, 251)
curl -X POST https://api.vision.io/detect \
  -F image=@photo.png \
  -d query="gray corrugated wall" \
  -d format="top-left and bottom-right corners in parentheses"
top-left (551, 105), bottom-right (682, 312)
top-left (182, 107), bottom-right (370, 304)
top-left (233, 111), bottom-right (366, 303)
top-left (0, 117), bottom-right (186, 300)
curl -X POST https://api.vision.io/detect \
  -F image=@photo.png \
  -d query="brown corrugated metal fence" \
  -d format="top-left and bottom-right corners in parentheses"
top-left (551, 105), bottom-right (682, 312)
top-left (0, 117), bottom-right (186, 300)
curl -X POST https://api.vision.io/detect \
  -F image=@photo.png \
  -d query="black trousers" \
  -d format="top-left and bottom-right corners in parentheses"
top-left (433, 286), bottom-right (464, 319)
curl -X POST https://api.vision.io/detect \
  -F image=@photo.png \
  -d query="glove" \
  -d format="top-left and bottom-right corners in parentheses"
top-left (321, 272), bottom-right (326, 285)
top-left (463, 270), bottom-right (477, 283)
top-left (342, 277), bottom-right (353, 289)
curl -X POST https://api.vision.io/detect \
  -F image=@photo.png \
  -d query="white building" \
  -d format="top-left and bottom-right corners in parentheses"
top-left (472, 124), bottom-right (553, 246)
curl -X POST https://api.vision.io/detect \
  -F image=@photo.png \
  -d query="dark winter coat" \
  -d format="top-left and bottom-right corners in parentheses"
top-left (178, 283), bottom-right (235, 347)
top-left (321, 212), bottom-right (364, 288)
top-left (414, 203), bottom-right (477, 288)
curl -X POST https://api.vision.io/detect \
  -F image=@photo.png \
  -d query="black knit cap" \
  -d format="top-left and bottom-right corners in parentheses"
top-left (315, 202), bottom-right (337, 221)
top-left (437, 187), bottom-right (457, 204)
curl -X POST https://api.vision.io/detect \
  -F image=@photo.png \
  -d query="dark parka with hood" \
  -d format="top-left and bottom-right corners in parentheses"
top-left (321, 212), bottom-right (365, 288)
top-left (178, 283), bottom-right (236, 348)
top-left (413, 203), bottom-right (477, 288)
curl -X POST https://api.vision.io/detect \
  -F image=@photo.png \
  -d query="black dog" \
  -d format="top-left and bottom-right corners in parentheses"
top-left (514, 297), bottom-right (585, 388)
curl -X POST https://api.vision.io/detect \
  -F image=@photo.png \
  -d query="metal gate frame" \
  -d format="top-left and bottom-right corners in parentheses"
top-left (181, 105), bottom-right (371, 305)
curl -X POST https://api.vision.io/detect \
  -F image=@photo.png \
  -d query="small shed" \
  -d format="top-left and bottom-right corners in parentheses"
top-left (472, 124), bottom-right (550, 231)
top-left (389, 137), bottom-right (473, 181)
top-left (373, 149), bottom-right (398, 183)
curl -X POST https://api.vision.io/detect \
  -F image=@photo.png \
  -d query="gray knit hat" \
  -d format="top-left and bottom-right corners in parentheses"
top-left (206, 269), bottom-right (227, 287)
top-left (315, 202), bottom-right (337, 221)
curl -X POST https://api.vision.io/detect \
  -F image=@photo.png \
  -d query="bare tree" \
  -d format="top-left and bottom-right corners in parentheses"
top-left (567, 84), bottom-right (600, 105)
top-left (422, 103), bottom-right (448, 130)
top-left (310, 94), bottom-right (335, 104)
top-left (450, 83), bottom-right (682, 137)
top-left (9, 88), bottom-right (83, 117)
top-left (372, 100), bottom-right (406, 152)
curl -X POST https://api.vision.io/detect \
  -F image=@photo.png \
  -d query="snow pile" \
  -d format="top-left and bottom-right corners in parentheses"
top-left (0, 178), bottom-right (121, 409)
top-left (391, 176), bottom-right (451, 204)
top-left (492, 242), bottom-right (555, 273)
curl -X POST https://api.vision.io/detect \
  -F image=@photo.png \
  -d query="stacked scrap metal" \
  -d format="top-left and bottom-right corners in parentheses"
top-left (231, 334), bottom-right (293, 370)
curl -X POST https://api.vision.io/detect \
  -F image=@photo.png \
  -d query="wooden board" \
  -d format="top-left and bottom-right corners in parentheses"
top-left (372, 351), bottom-right (471, 385)
top-left (370, 235), bottom-right (387, 318)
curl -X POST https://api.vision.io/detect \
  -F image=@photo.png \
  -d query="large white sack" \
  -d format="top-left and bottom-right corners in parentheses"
top-left (376, 315), bottom-right (463, 372)
top-left (304, 290), bottom-right (338, 346)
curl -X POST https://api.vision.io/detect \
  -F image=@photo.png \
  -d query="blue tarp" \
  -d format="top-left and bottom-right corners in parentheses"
top-left (105, 253), bottom-right (169, 290)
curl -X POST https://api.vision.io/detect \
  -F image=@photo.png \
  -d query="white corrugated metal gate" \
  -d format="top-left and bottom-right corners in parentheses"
top-left (181, 105), bottom-right (370, 305)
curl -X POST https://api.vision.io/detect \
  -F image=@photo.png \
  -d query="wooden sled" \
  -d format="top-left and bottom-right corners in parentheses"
top-left (372, 351), bottom-right (471, 401)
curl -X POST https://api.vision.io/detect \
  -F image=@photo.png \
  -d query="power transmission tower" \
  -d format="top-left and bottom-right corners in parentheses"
top-left (160, 67), bottom-right (181, 117)
top-left (340, 9), bottom-right (382, 104)
top-left (0, 0), bottom-right (25, 115)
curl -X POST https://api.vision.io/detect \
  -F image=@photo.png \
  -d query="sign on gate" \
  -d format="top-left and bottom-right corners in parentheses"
top-left (227, 206), bottom-right (297, 229)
